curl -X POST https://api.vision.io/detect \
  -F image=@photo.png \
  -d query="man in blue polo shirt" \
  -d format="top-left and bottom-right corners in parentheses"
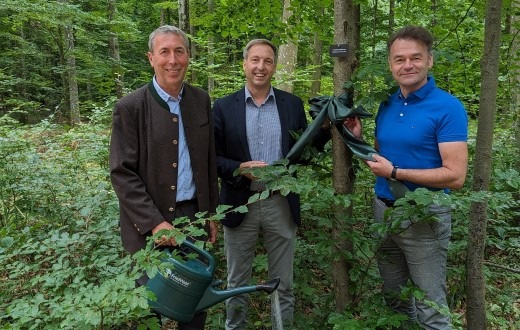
top-left (345, 25), bottom-right (468, 329)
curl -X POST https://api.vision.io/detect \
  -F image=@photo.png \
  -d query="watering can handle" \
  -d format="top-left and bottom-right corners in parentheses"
top-left (180, 240), bottom-right (216, 274)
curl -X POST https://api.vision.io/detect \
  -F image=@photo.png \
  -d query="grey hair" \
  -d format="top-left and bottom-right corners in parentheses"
top-left (148, 25), bottom-right (190, 53)
top-left (243, 39), bottom-right (277, 63)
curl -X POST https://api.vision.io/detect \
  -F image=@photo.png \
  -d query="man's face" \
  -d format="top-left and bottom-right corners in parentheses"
top-left (243, 43), bottom-right (276, 90)
top-left (388, 38), bottom-right (433, 97)
top-left (147, 33), bottom-right (189, 96)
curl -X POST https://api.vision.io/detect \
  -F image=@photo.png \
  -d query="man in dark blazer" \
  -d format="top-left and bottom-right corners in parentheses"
top-left (109, 25), bottom-right (218, 330)
top-left (212, 39), bottom-right (329, 330)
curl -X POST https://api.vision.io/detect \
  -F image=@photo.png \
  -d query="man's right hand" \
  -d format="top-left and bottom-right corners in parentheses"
top-left (151, 221), bottom-right (177, 246)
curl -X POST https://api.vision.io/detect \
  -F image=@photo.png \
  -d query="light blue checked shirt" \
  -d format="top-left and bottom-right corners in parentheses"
top-left (245, 86), bottom-right (282, 191)
top-left (153, 77), bottom-right (196, 202)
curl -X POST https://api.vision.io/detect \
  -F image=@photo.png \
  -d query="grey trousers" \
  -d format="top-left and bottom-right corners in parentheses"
top-left (374, 197), bottom-right (452, 330)
top-left (224, 194), bottom-right (296, 330)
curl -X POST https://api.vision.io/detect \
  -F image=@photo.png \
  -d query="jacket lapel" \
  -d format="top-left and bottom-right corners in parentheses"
top-left (234, 88), bottom-right (252, 160)
top-left (274, 88), bottom-right (290, 155)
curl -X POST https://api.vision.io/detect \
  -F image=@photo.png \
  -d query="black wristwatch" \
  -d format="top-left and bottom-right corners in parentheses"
top-left (390, 166), bottom-right (398, 181)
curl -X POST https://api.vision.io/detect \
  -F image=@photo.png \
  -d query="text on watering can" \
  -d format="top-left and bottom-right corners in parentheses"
top-left (165, 269), bottom-right (190, 288)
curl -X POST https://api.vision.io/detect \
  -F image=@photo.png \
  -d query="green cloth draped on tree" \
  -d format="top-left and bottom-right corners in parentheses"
top-left (285, 93), bottom-right (409, 199)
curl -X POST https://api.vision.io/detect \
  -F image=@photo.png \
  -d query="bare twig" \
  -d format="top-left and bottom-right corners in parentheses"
top-left (483, 261), bottom-right (520, 275)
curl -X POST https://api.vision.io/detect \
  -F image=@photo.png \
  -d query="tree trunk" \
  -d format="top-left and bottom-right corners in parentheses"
top-left (190, 20), bottom-right (197, 84)
top-left (178, 0), bottom-right (195, 83)
top-left (178, 0), bottom-right (189, 32)
top-left (511, 0), bottom-right (520, 172)
top-left (388, 0), bottom-right (395, 35)
top-left (108, 0), bottom-right (124, 99)
top-left (17, 24), bottom-right (28, 124)
top-left (466, 0), bottom-right (503, 328)
top-left (275, 0), bottom-right (298, 93)
top-left (331, 0), bottom-right (360, 311)
top-left (310, 32), bottom-right (323, 97)
top-left (310, 7), bottom-right (324, 97)
top-left (65, 23), bottom-right (80, 126)
top-left (60, 0), bottom-right (80, 126)
top-left (207, 0), bottom-right (215, 96)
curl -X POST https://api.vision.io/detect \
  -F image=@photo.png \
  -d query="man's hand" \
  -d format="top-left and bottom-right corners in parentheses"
top-left (208, 221), bottom-right (218, 244)
top-left (366, 154), bottom-right (394, 178)
top-left (239, 160), bottom-right (268, 180)
top-left (343, 117), bottom-right (363, 139)
top-left (151, 221), bottom-right (177, 246)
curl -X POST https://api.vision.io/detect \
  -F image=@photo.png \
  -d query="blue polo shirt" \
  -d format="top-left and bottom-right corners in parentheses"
top-left (374, 76), bottom-right (468, 200)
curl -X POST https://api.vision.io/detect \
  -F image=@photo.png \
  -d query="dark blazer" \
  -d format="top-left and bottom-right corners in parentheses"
top-left (110, 82), bottom-right (219, 254)
top-left (212, 87), bottom-right (314, 228)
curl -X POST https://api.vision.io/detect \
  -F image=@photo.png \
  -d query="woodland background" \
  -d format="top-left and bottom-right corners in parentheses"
top-left (0, 0), bottom-right (519, 329)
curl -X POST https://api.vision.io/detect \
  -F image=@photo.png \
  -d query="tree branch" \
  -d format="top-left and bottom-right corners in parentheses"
top-left (484, 261), bottom-right (520, 274)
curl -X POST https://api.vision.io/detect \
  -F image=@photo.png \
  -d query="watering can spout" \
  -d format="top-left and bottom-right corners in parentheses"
top-left (255, 277), bottom-right (280, 294)
top-left (195, 277), bottom-right (280, 313)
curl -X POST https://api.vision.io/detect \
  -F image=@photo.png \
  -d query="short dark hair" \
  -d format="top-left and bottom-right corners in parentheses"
top-left (387, 25), bottom-right (434, 55)
top-left (148, 25), bottom-right (190, 53)
top-left (243, 39), bottom-right (278, 63)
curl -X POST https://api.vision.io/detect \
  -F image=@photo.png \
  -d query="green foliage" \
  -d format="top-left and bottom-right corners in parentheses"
top-left (0, 0), bottom-right (519, 328)
top-left (0, 121), bottom-right (148, 328)
top-left (2, 105), bottom-right (519, 329)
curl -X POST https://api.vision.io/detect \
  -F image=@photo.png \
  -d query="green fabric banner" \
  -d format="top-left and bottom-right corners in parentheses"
top-left (285, 93), bottom-right (409, 199)
top-left (286, 93), bottom-right (376, 163)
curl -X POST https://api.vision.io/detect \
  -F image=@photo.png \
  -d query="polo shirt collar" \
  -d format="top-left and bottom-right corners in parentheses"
top-left (399, 76), bottom-right (436, 100)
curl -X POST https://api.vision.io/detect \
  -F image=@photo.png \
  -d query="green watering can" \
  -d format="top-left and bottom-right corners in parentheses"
top-left (146, 241), bottom-right (280, 323)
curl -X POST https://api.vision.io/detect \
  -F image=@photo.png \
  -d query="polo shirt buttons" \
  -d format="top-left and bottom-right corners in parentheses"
top-left (168, 207), bottom-right (175, 212)
top-left (172, 163), bottom-right (177, 168)
top-left (170, 185), bottom-right (176, 191)
top-left (173, 140), bottom-right (178, 145)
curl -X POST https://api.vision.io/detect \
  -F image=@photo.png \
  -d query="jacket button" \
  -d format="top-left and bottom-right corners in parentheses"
top-left (170, 185), bottom-right (176, 190)
top-left (172, 117), bottom-right (178, 123)
top-left (172, 163), bottom-right (177, 168)
top-left (173, 140), bottom-right (178, 145)
top-left (168, 207), bottom-right (174, 212)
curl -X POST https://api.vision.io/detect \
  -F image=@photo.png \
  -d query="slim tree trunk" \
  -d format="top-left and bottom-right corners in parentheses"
top-left (207, 0), bottom-right (215, 96)
top-left (511, 0), bottom-right (520, 172)
top-left (388, 0), bottom-right (395, 35)
top-left (466, 0), bottom-right (503, 328)
top-left (60, 0), bottom-right (80, 126)
top-left (275, 0), bottom-right (298, 93)
top-left (310, 33), bottom-right (323, 97)
top-left (65, 23), bottom-right (80, 126)
top-left (331, 0), bottom-right (360, 310)
top-left (310, 7), bottom-right (324, 97)
top-left (108, 0), bottom-right (124, 99)
top-left (17, 24), bottom-right (28, 124)
top-left (178, 0), bottom-right (195, 83)
top-left (190, 21), bottom-right (196, 83)
top-left (178, 0), bottom-right (189, 32)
